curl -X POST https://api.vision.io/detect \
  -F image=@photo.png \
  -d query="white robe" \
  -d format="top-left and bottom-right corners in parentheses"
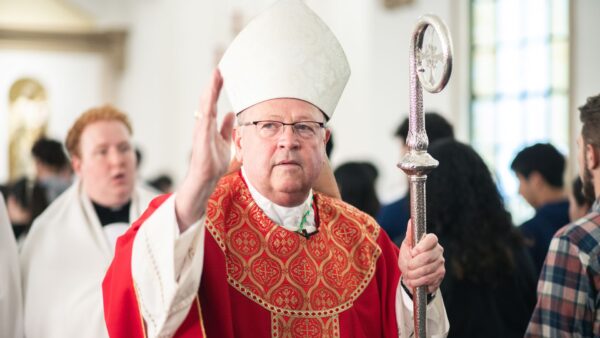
top-left (131, 194), bottom-right (450, 338)
top-left (20, 180), bottom-right (157, 338)
top-left (0, 194), bottom-right (24, 338)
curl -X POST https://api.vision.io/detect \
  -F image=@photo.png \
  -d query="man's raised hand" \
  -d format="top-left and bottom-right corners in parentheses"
top-left (175, 70), bottom-right (235, 229)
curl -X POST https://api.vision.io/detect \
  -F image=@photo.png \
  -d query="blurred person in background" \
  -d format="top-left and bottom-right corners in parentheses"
top-left (377, 112), bottom-right (454, 242)
top-left (334, 161), bottom-right (380, 217)
top-left (148, 174), bottom-right (174, 194)
top-left (427, 139), bottom-right (537, 338)
top-left (20, 105), bottom-right (157, 338)
top-left (5, 138), bottom-right (71, 242)
top-left (6, 177), bottom-right (47, 242)
top-left (511, 143), bottom-right (569, 276)
top-left (31, 137), bottom-right (72, 202)
top-left (0, 193), bottom-right (24, 338)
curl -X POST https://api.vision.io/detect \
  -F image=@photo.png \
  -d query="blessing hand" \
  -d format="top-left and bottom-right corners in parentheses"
top-left (175, 69), bottom-right (235, 230)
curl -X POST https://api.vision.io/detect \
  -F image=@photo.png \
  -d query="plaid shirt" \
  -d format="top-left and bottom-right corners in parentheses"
top-left (525, 201), bottom-right (600, 337)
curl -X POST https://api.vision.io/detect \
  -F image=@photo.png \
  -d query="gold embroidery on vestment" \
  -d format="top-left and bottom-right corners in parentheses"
top-left (205, 173), bottom-right (382, 337)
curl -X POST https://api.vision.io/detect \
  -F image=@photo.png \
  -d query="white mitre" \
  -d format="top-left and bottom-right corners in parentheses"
top-left (219, 0), bottom-right (350, 119)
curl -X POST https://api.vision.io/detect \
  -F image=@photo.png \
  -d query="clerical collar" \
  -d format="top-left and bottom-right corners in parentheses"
top-left (241, 167), bottom-right (317, 237)
top-left (92, 200), bottom-right (131, 226)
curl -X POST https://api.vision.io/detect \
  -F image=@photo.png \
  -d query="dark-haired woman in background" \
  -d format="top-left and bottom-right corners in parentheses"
top-left (425, 139), bottom-right (537, 338)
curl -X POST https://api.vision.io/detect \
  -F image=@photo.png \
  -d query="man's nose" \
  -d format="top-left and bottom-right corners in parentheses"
top-left (108, 148), bottom-right (126, 165)
top-left (277, 125), bottom-right (300, 149)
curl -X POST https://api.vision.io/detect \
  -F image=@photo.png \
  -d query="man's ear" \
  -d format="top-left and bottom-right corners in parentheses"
top-left (71, 155), bottom-right (82, 175)
top-left (324, 128), bottom-right (331, 145)
top-left (529, 171), bottom-right (544, 188)
top-left (232, 127), bottom-right (243, 162)
top-left (586, 144), bottom-right (599, 170)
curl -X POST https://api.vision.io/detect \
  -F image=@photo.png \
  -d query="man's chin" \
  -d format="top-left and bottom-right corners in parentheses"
top-left (110, 187), bottom-right (134, 202)
top-left (272, 181), bottom-right (310, 196)
top-left (270, 188), bottom-right (310, 207)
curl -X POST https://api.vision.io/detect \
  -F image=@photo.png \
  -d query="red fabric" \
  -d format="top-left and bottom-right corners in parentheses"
top-left (197, 227), bottom-right (401, 338)
top-left (199, 172), bottom-right (401, 337)
top-left (102, 194), bottom-right (205, 338)
top-left (103, 172), bottom-right (402, 337)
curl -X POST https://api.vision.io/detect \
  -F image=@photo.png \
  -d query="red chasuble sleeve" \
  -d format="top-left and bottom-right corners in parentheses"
top-left (102, 194), bottom-right (205, 338)
top-left (375, 230), bottom-right (402, 336)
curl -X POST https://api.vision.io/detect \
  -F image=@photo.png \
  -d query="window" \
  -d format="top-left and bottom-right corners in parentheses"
top-left (470, 0), bottom-right (570, 224)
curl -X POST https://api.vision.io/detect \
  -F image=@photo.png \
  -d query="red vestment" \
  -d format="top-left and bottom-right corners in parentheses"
top-left (103, 172), bottom-right (401, 337)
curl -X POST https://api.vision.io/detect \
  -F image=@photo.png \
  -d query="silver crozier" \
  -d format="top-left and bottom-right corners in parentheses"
top-left (399, 14), bottom-right (453, 338)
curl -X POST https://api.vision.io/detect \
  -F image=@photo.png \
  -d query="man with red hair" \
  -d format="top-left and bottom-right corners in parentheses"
top-left (21, 105), bottom-right (157, 338)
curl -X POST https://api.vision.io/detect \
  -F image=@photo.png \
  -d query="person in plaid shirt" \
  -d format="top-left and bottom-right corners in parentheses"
top-left (525, 93), bottom-right (600, 337)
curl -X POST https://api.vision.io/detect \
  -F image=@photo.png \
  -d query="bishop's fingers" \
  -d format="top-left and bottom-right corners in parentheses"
top-left (201, 69), bottom-right (223, 120)
top-left (411, 233), bottom-right (441, 256)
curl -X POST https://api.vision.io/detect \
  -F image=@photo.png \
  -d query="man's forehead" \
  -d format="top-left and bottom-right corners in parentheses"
top-left (80, 120), bottom-right (131, 144)
top-left (239, 98), bottom-right (325, 120)
top-left (82, 120), bottom-right (129, 133)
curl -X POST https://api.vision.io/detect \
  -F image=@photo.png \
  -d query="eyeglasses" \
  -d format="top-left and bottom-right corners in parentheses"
top-left (239, 120), bottom-right (325, 139)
